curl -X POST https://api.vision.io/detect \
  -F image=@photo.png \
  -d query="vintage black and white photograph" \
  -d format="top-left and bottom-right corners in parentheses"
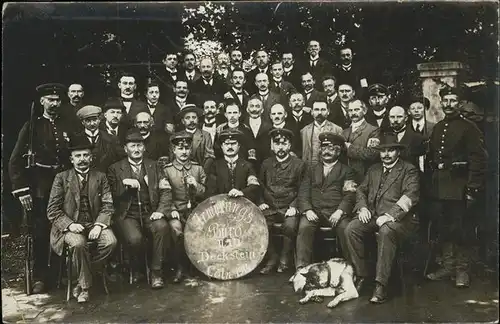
top-left (1, 1), bottom-right (499, 322)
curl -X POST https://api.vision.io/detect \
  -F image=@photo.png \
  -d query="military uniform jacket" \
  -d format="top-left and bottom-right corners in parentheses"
top-left (425, 114), bottom-right (487, 200)
top-left (169, 129), bottom-right (215, 172)
top-left (9, 115), bottom-right (73, 198)
top-left (259, 155), bottom-right (307, 214)
top-left (298, 161), bottom-right (357, 219)
top-left (47, 169), bottom-right (114, 255)
top-left (355, 159), bottom-right (420, 221)
top-left (161, 160), bottom-right (206, 215)
top-left (206, 158), bottom-right (260, 203)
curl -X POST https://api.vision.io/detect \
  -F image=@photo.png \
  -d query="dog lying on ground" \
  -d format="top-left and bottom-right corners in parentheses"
top-left (289, 258), bottom-right (358, 308)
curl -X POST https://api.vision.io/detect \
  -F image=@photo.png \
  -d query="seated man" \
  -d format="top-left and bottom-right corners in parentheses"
top-left (344, 133), bottom-right (419, 304)
top-left (162, 132), bottom-right (206, 283)
top-left (258, 128), bottom-right (307, 274)
top-left (296, 132), bottom-right (357, 270)
top-left (107, 129), bottom-right (171, 289)
top-left (47, 136), bottom-right (117, 303)
top-left (206, 129), bottom-right (260, 204)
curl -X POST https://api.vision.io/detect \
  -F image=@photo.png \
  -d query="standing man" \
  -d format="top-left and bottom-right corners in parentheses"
top-left (9, 83), bottom-right (73, 294)
top-left (108, 130), bottom-right (171, 288)
top-left (253, 73), bottom-right (282, 122)
top-left (182, 52), bottom-right (201, 86)
top-left (407, 97), bottom-right (435, 137)
top-left (223, 68), bottom-right (250, 113)
top-left (176, 104), bottom-right (215, 172)
top-left (324, 76), bottom-right (350, 129)
top-left (61, 83), bottom-right (86, 131)
top-left (269, 61), bottom-right (296, 102)
top-left (282, 50), bottom-right (303, 90)
top-left (145, 82), bottom-right (174, 134)
top-left (47, 136), bottom-right (117, 303)
top-left (134, 112), bottom-right (170, 161)
top-left (334, 82), bottom-right (356, 130)
top-left (230, 49), bottom-right (244, 71)
top-left (301, 72), bottom-right (326, 108)
top-left (342, 99), bottom-right (380, 182)
top-left (365, 83), bottom-right (391, 133)
top-left (259, 129), bottom-right (307, 274)
top-left (192, 57), bottom-right (228, 105)
top-left (334, 46), bottom-right (368, 93)
top-left (158, 51), bottom-right (180, 100)
top-left (201, 97), bottom-right (225, 144)
top-left (216, 52), bottom-right (232, 85)
top-left (296, 133), bottom-right (357, 270)
top-left (165, 79), bottom-right (196, 130)
top-left (425, 88), bottom-right (488, 288)
top-left (243, 97), bottom-right (273, 168)
top-left (301, 101), bottom-right (343, 165)
top-left (344, 133), bottom-right (420, 303)
top-left (286, 92), bottom-right (314, 137)
top-left (206, 129), bottom-right (260, 204)
top-left (162, 132), bottom-right (206, 283)
top-left (306, 40), bottom-right (330, 85)
top-left (246, 50), bottom-right (271, 94)
top-left (115, 72), bottom-right (147, 129)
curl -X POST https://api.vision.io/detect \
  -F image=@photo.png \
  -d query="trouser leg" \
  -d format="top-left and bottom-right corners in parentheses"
top-left (147, 218), bottom-right (170, 271)
top-left (32, 197), bottom-right (50, 282)
top-left (115, 217), bottom-right (143, 271)
top-left (64, 233), bottom-right (92, 289)
top-left (447, 200), bottom-right (475, 272)
top-left (168, 219), bottom-right (185, 271)
top-left (344, 218), bottom-right (378, 278)
top-left (335, 217), bottom-right (351, 261)
top-left (279, 216), bottom-right (299, 266)
top-left (92, 229), bottom-right (118, 270)
top-left (295, 216), bottom-right (318, 269)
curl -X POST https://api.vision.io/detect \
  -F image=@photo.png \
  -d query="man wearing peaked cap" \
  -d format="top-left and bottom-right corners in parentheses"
top-left (365, 83), bottom-right (391, 132)
top-left (218, 128), bottom-right (245, 143)
top-left (175, 105), bottom-right (215, 173)
top-left (258, 127), bottom-right (306, 274)
top-left (162, 131), bottom-right (206, 283)
top-left (8, 82), bottom-right (75, 294)
top-left (296, 131), bottom-right (357, 272)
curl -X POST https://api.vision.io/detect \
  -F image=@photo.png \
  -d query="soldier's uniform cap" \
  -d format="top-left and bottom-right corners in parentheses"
top-left (36, 83), bottom-right (66, 97)
top-left (269, 128), bottom-right (294, 142)
top-left (177, 104), bottom-right (204, 119)
top-left (439, 86), bottom-right (461, 98)
top-left (368, 83), bottom-right (389, 95)
top-left (219, 129), bottom-right (244, 143)
top-left (318, 132), bottom-right (346, 146)
top-left (103, 98), bottom-right (125, 112)
top-left (76, 105), bottom-right (102, 120)
top-left (68, 135), bottom-right (93, 151)
top-left (124, 128), bottom-right (145, 143)
top-left (170, 131), bottom-right (193, 147)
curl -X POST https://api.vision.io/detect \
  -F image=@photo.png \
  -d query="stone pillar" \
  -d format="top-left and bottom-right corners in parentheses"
top-left (417, 62), bottom-right (465, 124)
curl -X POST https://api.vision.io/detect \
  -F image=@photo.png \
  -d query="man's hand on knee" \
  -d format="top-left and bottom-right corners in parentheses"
top-left (88, 225), bottom-right (102, 240)
top-left (305, 210), bottom-right (319, 222)
top-left (68, 223), bottom-right (85, 234)
top-left (150, 212), bottom-right (165, 221)
top-left (285, 207), bottom-right (298, 217)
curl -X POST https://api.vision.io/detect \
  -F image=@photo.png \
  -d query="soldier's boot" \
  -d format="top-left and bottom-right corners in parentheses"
top-left (172, 238), bottom-right (185, 284)
top-left (427, 242), bottom-right (455, 281)
top-left (277, 237), bottom-right (294, 273)
top-left (260, 237), bottom-right (279, 274)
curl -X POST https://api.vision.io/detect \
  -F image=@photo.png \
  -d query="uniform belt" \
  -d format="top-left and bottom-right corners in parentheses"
top-left (432, 161), bottom-right (467, 170)
top-left (35, 162), bottom-right (60, 169)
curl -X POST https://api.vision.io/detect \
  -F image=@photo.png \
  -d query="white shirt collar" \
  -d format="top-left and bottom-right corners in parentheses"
top-left (176, 96), bottom-right (186, 102)
top-left (166, 67), bottom-right (177, 74)
top-left (314, 120), bottom-right (327, 128)
top-left (128, 158), bottom-right (143, 166)
top-left (412, 119), bottom-right (424, 128)
top-left (203, 78), bottom-right (213, 85)
top-left (185, 128), bottom-right (197, 134)
top-left (342, 64), bottom-right (352, 71)
top-left (373, 108), bottom-right (386, 117)
top-left (232, 87), bottom-right (243, 94)
top-left (249, 117), bottom-right (261, 124)
top-left (323, 160), bottom-right (339, 169)
top-left (224, 155), bottom-right (239, 164)
top-left (383, 158), bottom-right (399, 171)
top-left (327, 93), bottom-right (338, 101)
top-left (75, 168), bottom-right (90, 176)
top-left (283, 66), bottom-right (294, 73)
top-left (121, 94), bottom-right (134, 100)
top-left (228, 122), bottom-right (240, 128)
top-left (142, 132), bottom-right (151, 140)
top-left (292, 110), bottom-right (303, 118)
top-left (258, 90), bottom-right (269, 96)
top-left (84, 129), bottom-right (99, 137)
top-left (309, 55), bottom-right (320, 61)
top-left (204, 117), bottom-right (216, 125)
top-left (273, 121), bottom-right (286, 129)
top-left (304, 89), bottom-right (313, 95)
top-left (273, 77), bottom-right (282, 83)
top-left (351, 118), bottom-right (365, 130)
top-left (186, 70), bottom-right (195, 77)
top-left (276, 154), bottom-right (290, 163)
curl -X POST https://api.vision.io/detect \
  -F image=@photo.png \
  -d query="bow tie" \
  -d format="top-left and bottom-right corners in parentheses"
top-left (204, 122), bottom-right (216, 128)
top-left (122, 99), bottom-right (132, 103)
top-left (149, 105), bottom-right (156, 109)
top-left (234, 91), bottom-right (242, 95)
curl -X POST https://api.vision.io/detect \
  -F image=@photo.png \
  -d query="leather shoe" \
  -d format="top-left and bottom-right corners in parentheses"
top-left (455, 270), bottom-right (470, 288)
top-left (259, 264), bottom-right (275, 275)
top-left (151, 273), bottom-right (164, 289)
top-left (77, 289), bottom-right (89, 303)
top-left (355, 277), bottom-right (366, 292)
top-left (426, 267), bottom-right (453, 281)
top-left (32, 281), bottom-right (45, 294)
top-left (72, 284), bottom-right (81, 299)
top-left (369, 282), bottom-right (387, 304)
top-left (276, 264), bottom-right (289, 273)
top-left (173, 269), bottom-right (184, 284)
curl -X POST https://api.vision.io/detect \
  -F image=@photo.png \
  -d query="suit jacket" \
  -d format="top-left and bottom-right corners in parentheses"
top-left (74, 130), bottom-right (122, 172)
top-left (408, 119), bottom-right (436, 139)
top-left (397, 128), bottom-right (426, 167)
top-left (342, 120), bottom-right (380, 182)
top-left (191, 76), bottom-right (229, 106)
top-left (47, 169), bottom-right (114, 255)
top-left (286, 112), bottom-right (314, 133)
top-left (164, 96), bottom-right (196, 130)
top-left (169, 129), bottom-right (214, 171)
top-left (301, 120), bottom-right (343, 164)
top-left (303, 89), bottom-right (326, 108)
top-left (255, 91), bottom-right (282, 123)
top-left (206, 158), bottom-right (260, 203)
top-left (145, 102), bottom-right (173, 133)
top-left (354, 159), bottom-right (420, 221)
top-left (304, 57), bottom-right (331, 87)
top-left (154, 68), bottom-right (181, 103)
top-left (143, 131), bottom-right (170, 161)
top-left (244, 117), bottom-right (273, 164)
top-left (245, 67), bottom-right (272, 94)
top-left (365, 109), bottom-right (391, 133)
top-left (181, 69), bottom-right (202, 87)
top-left (223, 88), bottom-right (250, 114)
top-left (283, 66), bottom-right (303, 90)
top-left (298, 161), bottom-right (357, 219)
top-left (327, 98), bottom-right (350, 129)
top-left (60, 102), bottom-right (84, 132)
top-left (107, 158), bottom-right (170, 220)
top-left (118, 98), bottom-right (148, 130)
top-left (269, 79), bottom-right (296, 104)
top-left (333, 63), bottom-right (368, 93)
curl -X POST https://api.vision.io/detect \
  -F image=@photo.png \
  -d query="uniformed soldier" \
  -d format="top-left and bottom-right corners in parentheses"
top-left (425, 87), bottom-right (488, 288)
top-left (161, 132), bottom-right (207, 283)
top-left (9, 83), bottom-right (73, 294)
top-left (258, 128), bottom-right (307, 274)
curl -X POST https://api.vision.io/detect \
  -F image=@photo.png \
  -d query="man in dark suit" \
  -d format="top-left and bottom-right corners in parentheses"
top-left (47, 137), bottom-right (117, 303)
top-left (206, 129), bottom-right (260, 204)
top-left (301, 72), bottom-right (326, 108)
top-left (134, 112), bottom-right (170, 161)
top-left (243, 97), bottom-right (273, 169)
top-left (296, 132), bottom-right (357, 269)
top-left (246, 50), bottom-right (272, 94)
top-left (365, 83), bottom-right (391, 133)
top-left (156, 52), bottom-right (181, 101)
top-left (201, 97), bottom-right (226, 144)
top-left (323, 76), bottom-right (350, 129)
top-left (333, 46), bottom-right (368, 94)
top-left (425, 87), bottom-right (488, 288)
top-left (216, 52), bottom-right (232, 86)
top-left (253, 73), bottom-right (282, 122)
top-left (230, 49), bottom-right (243, 71)
top-left (181, 52), bottom-right (201, 87)
top-left (269, 61), bottom-right (296, 104)
top-left (107, 130), bottom-right (171, 289)
top-left (145, 82), bottom-right (174, 134)
top-left (223, 69), bottom-right (250, 114)
top-left (60, 83), bottom-right (85, 132)
top-left (282, 50), bottom-right (303, 90)
top-left (101, 99), bottom-right (127, 142)
top-left (344, 133), bottom-right (420, 303)
top-left (305, 40), bottom-right (331, 87)
top-left (75, 105), bottom-right (122, 172)
top-left (191, 57), bottom-right (228, 106)
top-left (407, 97), bottom-right (435, 138)
top-left (286, 92), bottom-right (314, 136)
top-left (165, 79), bottom-right (196, 130)
top-left (115, 73), bottom-right (148, 129)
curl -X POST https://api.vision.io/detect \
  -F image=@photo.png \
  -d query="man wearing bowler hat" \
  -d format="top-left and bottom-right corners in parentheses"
top-left (365, 83), bottom-right (391, 133)
top-left (296, 132), bottom-right (357, 270)
top-left (47, 136), bottom-right (117, 303)
top-left (162, 132), bottom-right (206, 283)
top-left (258, 128), bottom-right (307, 274)
top-left (101, 98), bottom-right (126, 140)
top-left (344, 133), bottom-right (420, 303)
top-left (206, 129), bottom-right (260, 203)
top-left (9, 83), bottom-right (74, 294)
top-left (107, 129), bottom-right (171, 289)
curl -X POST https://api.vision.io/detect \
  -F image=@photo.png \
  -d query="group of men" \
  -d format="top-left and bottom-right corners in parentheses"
top-left (8, 40), bottom-right (488, 305)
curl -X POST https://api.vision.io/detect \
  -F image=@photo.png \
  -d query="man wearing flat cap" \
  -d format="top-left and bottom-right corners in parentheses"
top-left (161, 131), bottom-right (206, 283)
top-left (107, 129), bottom-right (171, 289)
top-left (296, 132), bottom-right (357, 270)
top-left (74, 105), bottom-right (121, 172)
top-left (365, 83), bottom-right (391, 133)
top-left (173, 104), bottom-right (215, 173)
top-left (258, 128), bottom-right (307, 274)
top-left (344, 133), bottom-right (420, 304)
top-left (47, 136), bottom-right (117, 303)
top-left (206, 129), bottom-right (260, 203)
top-left (424, 87), bottom-right (488, 288)
top-left (9, 83), bottom-right (75, 294)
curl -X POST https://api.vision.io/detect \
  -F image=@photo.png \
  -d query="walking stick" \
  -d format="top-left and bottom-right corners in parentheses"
top-left (137, 189), bottom-right (151, 285)
top-left (23, 209), bottom-right (34, 295)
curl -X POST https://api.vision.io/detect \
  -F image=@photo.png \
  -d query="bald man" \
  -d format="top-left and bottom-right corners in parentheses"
top-left (134, 112), bottom-right (170, 161)
top-left (191, 57), bottom-right (229, 105)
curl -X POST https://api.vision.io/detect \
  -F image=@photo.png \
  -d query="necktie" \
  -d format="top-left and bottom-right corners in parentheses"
top-left (379, 168), bottom-right (390, 188)
top-left (189, 75), bottom-right (193, 81)
top-left (328, 97), bottom-right (333, 104)
top-left (415, 124), bottom-right (421, 133)
top-left (88, 136), bottom-right (96, 145)
top-left (109, 128), bottom-right (117, 136)
top-left (78, 173), bottom-right (87, 189)
top-left (131, 164), bottom-right (141, 178)
top-left (122, 99), bottom-right (132, 104)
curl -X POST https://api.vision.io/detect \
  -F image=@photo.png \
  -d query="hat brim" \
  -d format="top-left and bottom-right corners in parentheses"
top-left (374, 143), bottom-right (406, 150)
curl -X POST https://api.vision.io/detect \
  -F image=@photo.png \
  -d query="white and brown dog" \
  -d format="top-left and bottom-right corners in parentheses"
top-left (289, 258), bottom-right (358, 308)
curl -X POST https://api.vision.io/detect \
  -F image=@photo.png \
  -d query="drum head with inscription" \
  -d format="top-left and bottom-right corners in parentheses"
top-left (184, 194), bottom-right (269, 280)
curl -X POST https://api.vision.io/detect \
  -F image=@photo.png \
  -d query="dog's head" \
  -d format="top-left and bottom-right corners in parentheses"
top-left (291, 263), bottom-right (331, 293)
